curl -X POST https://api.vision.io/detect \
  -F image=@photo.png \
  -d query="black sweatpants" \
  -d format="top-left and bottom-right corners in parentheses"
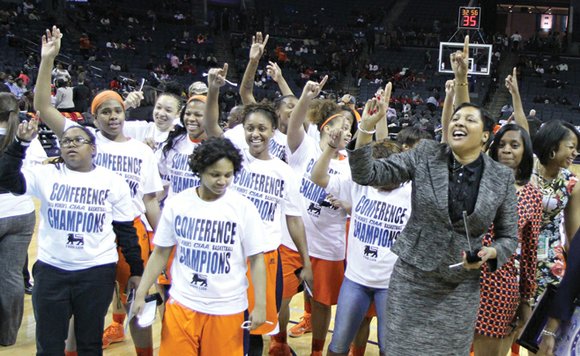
top-left (32, 260), bottom-right (116, 356)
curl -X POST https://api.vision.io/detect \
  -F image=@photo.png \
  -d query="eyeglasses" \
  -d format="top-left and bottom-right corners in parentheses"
top-left (59, 137), bottom-right (92, 148)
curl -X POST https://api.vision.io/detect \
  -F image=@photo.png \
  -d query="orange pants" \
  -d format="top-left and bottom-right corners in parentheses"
top-left (279, 245), bottom-right (303, 299)
top-left (160, 298), bottom-right (245, 356)
top-left (116, 217), bottom-right (151, 302)
top-left (310, 256), bottom-right (344, 306)
top-left (247, 250), bottom-right (280, 335)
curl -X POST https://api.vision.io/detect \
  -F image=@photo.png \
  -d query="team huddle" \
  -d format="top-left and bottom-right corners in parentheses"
top-left (0, 25), bottom-right (578, 356)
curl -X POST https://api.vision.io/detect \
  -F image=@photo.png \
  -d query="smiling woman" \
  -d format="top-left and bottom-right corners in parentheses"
top-left (0, 118), bottom-right (143, 355)
top-left (348, 90), bottom-right (518, 354)
top-left (530, 120), bottom-right (580, 302)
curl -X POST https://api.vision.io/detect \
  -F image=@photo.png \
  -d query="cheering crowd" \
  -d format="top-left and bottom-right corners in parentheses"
top-left (0, 25), bottom-right (579, 356)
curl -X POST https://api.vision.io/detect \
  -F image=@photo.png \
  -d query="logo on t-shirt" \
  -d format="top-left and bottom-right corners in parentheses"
top-left (66, 233), bottom-right (84, 249)
top-left (190, 273), bottom-right (208, 289)
top-left (363, 245), bottom-right (378, 260)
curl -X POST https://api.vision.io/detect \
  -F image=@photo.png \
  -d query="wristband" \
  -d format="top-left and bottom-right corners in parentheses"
top-left (358, 125), bottom-right (376, 135)
top-left (541, 329), bottom-right (557, 338)
top-left (455, 81), bottom-right (468, 87)
top-left (14, 136), bottom-right (31, 146)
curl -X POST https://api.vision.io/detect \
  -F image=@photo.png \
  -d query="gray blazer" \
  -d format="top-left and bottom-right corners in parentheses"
top-left (348, 139), bottom-right (518, 273)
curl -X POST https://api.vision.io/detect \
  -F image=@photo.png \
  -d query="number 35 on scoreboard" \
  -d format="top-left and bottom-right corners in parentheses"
top-left (458, 7), bottom-right (481, 30)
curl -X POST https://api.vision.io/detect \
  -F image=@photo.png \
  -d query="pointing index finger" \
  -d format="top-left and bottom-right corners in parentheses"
top-left (383, 82), bottom-right (392, 103)
top-left (222, 63), bottom-right (229, 78)
top-left (319, 75), bottom-right (328, 90)
top-left (463, 35), bottom-right (470, 57)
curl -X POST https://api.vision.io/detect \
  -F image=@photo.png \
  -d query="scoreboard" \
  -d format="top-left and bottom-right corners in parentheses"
top-left (458, 7), bottom-right (481, 30)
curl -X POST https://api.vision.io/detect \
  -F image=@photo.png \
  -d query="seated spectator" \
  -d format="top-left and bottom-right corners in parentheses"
top-left (73, 78), bottom-right (91, 113)
top-left (54, 79), bottom-right (75, 112)
top-left (51, 63), bottom-right (71, 83)
top-left (79, 33), bottom-right (92, 57)
top-left (18, 70), bottom-right (30, 86)
top-left (110, 61), bottom-right (121, 71)
top-left (12, 78), bottom-right (26, 100)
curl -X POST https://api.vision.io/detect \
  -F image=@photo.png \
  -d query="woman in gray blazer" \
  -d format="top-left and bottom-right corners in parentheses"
top-left (347, 98), bottom-right (518, 355)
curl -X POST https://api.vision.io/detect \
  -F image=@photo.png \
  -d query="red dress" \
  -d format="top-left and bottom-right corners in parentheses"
top-left (475, 183), bottom-right (543, 337)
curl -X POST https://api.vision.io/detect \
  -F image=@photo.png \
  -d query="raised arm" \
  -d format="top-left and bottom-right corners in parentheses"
top-left (311, 127), bottom-right (344, 188)
top-left (355, 89), bottom-right (389, 149)
top-left (0, 119), bottom-right (39, 194)
top-left (240, 32), bottom-right (269, 105)
top-left (452, 35), bottom-right (470, 106)
top-left (505, 67), bottom-right (529, 133)
top-left (33, 26), bottom-right (66, 138)
top-left (374, 83), bottom-right (392, 141)
top-left (204, 63), bottom-right (228, 138)
top-left (286, 76), bottom-right (327, 153)
top-left (267, 61), bottom-right (294, 97)
top-left (441, 80), bottom-right (455, 143)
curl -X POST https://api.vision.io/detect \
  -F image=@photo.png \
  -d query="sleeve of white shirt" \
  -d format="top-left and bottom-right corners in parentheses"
top-left (110, 172), bottom-right (139, 221)
top-left (153, 202), bottom-right (178, 247)
top-left (24, 138), bottom-right (48, 168)
top-left (287, 134), bottom-right (315, 168)
top-left (141, 149), bottom-right (164, 194)
top-left (280, 166), bottom-right (303, 217)
top-left (123, 121), bottom-right (150, 142)
top-left (21, 166), bottom-right (41, 197)
top-left (240, 198), bottom-right (267, 258)
top-left (326, 174), bottom-right (353, 204)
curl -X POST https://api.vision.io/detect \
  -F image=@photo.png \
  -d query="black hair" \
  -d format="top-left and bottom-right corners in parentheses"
top-left (189, 137), bottom-right (242, 176)
top-left (533, 120), bottom-right (580, 166)
top-left (51, 125), bottom-right (97, 166)
top-left (241, 103), bottom-right (278, 129)
top-left (161, 81), bottom-right (185, 97)
top-left (163, 98), bottom-right (205, 158)
top-left (0, 93), bottom-right (19, 152)
top-left (141, 86), bottom-right (158, 107)
top-left (489, 124), bottom-right (534, 185)
top-left (452, 102), bottom-right (496, 133)
top-left (396, 126), bottom-right (433, 147)
top-left (273, 95), bottom-right (297, 111)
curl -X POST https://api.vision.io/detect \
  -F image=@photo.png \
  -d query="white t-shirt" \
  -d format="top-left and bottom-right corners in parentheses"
top-left (0, 137), bottom-right (47, 218)
top-left (64, 120), bottom-right (164, 215)
top-left (157, 135), bottom-right (201, 198)
top-left (327, 176), bottom-right (412, 288)
top-left (286, 135), bottom-right (350, 261)
top-left (23, 164), bottom-right (137, 271)
top-left (123, 120), bottom-right (177, 152)
top-left (224, 125), bottom-right (288, 162)
top-left (231, 149), bottom-right (303, 252)
top-left (306, 124), bottom-right (320, 144)
top-left (154, 188), bottom-right (265, 315)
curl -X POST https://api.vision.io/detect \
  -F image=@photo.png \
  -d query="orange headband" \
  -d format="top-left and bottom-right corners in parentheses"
top-left (319, 114), bottom-right (342, 130)
top-left (91, 90), bottom-right (125, 115)
top-left (188, 95), bottom-right (207, 104)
